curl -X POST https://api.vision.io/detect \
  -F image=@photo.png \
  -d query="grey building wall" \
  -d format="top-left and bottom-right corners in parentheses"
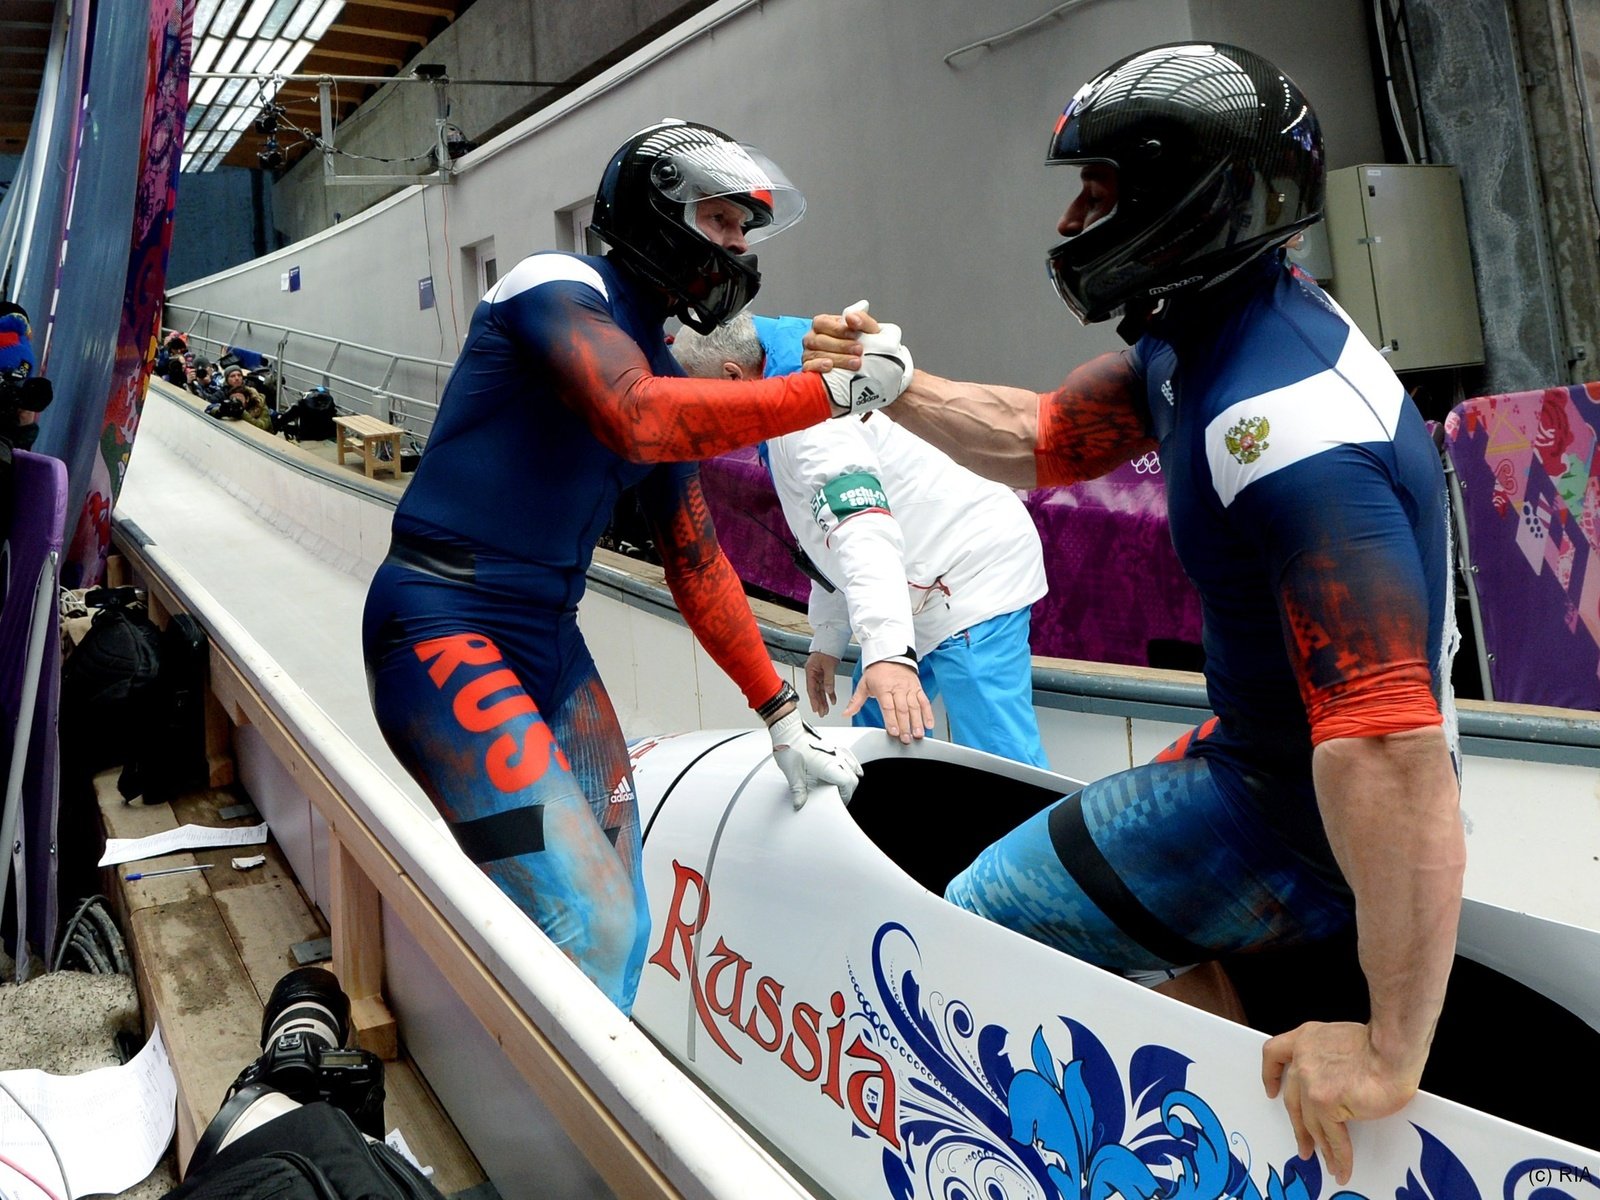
top-left (269, 0), bottom-right (713, 245)
top-left (166, 0), bottom-right (1387, 402)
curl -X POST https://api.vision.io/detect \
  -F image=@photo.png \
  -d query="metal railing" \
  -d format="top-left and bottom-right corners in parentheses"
top-left (163, 304), bottom-right (455, 444)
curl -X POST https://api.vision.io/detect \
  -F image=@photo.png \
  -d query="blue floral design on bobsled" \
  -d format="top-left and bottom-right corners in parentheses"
top-left (858, 921), bottom-right (1572, 1200)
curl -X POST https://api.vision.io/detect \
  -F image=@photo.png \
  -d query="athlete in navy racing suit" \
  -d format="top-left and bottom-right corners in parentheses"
top-left (362, 122), bottom-right (911, 1014)
top-left (804, 45), bottom-right (1466, 1185)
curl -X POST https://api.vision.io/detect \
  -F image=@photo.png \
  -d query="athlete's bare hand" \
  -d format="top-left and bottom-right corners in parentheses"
top-left (806, 651), bottom-right (841, 717)
top-left (803, 306), bottom-right (881, 373)
top-left (1262, 1020), bottom-right (1423, 1186)
top-left (841, 659), bottom-right (934, 743)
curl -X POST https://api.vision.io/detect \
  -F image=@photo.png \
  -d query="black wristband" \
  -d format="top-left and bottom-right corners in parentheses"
top-left (756, 680), bottom-right (799, 724)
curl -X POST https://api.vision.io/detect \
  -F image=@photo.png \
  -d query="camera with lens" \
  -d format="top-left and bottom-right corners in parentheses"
top-left (192, 967), bottom-right (387, 1166)
top-left (205, 395), bottom-right (246, 420)
top-left (235, 966), bottom-right (385, 1132)
top-left (0, 365), bottom-right (53, 452)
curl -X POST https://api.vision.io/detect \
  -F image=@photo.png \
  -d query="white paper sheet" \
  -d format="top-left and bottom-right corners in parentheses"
top-left (0, 1027), bottom-right (177, 1199)
top-left (98, 823), bottom-right (269, 867)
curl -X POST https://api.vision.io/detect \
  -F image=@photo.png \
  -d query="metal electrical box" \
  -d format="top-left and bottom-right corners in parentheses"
top-left (1324, 164), bottom-right (1485, 372)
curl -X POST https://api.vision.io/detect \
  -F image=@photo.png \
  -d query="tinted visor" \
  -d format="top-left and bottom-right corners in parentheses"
top-left (651, 140), bottom-right (804, 242)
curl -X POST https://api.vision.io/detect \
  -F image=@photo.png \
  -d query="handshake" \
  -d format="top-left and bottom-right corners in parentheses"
top-left (810, 301), bottom-right (914, 419)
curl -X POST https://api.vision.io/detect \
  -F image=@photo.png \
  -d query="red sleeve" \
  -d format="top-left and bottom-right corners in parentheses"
top-left (1034, 351), bottom-right (1155, 486)
top-left (548, 297), bottom-right (832, 463)
top-left (639, 463), bottom-right (782, 711)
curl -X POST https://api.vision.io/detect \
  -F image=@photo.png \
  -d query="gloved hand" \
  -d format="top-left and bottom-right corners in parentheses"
top-left (769, 711), bottom-right (863, 809)
top-left (820, 322), bottom-right (913, 417)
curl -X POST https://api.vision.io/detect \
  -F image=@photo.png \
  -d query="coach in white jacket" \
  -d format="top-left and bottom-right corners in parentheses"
top-left (672, 311), bottom-right (1050, 767)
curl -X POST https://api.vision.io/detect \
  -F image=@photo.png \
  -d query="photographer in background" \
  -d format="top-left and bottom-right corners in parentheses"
top-left (188, 358), bottom-right (222, 403)
top-left (206, 365), bottom-right (275, 432)
top-left (1, 300), bottom-right (52, 458)
top-left (164, 966), bottom-right (444, 1200)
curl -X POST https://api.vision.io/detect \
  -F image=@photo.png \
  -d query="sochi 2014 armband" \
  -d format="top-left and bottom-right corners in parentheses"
top-left (757, 680), bottom-right (799, 725)
top-left (808, 472), bottom-right (890, 537)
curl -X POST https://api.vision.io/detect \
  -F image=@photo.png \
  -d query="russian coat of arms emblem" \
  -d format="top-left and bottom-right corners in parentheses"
top-left (1225, 415), bottom-right (1270, 464)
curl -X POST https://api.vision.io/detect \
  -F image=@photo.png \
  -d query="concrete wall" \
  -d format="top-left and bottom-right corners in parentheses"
top-left (269, 0), bottom-right (713, 245)
top-left (168, 166), bottom-right (272, 287)
top-left (167, 0), bottom-right (1385, 401)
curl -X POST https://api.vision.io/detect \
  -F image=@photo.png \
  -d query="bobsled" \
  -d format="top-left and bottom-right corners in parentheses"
top-left (630, 729), bottom-right (1600, 1200)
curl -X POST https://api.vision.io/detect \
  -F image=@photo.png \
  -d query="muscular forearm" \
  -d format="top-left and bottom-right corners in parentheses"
top-left (885, 369), bottom-right (1044, 488)
top-left (1313, 727), bottom-right (1464, 1078)
top-left (886, 352), bottom-right (1151, 489)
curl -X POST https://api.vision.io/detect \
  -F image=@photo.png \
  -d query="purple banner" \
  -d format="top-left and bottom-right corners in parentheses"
top-left (1445, 383), bottom-right (1600, 709)
top-left (700, 448), bottom-right (1202, 667)
top-left (1, 450), bottom-right (68, 967)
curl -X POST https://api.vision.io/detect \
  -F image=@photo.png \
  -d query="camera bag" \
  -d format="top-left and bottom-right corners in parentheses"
top-left (59, 598), bottom-right (163, 801)
top-left (282, 388), bottom-right (338, 442)
top-left (164, 1102), bottom-right (445, 1200)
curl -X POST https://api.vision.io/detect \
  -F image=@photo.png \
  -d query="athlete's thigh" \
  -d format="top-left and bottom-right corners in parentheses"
top-left (946, 748), bottom-right (1350, 975)
top-left (543, 659), bottom-right (641, 879)
top-left (367, 627), bottom-right (642, 1004)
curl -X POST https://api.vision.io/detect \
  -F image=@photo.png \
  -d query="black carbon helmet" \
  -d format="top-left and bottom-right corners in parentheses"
top-left (1045, 43), bottom-right (1324, 324)
top-left (590, 119), bottom-right (805, 333)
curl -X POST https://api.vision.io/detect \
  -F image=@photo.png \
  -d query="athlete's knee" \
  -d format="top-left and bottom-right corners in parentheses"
top-left (584, 897), bottom-right (650, 1013)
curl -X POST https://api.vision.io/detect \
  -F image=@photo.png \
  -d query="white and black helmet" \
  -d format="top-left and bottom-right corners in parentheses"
top-left (590, 119), bottom-right (805, 333)
top-left (1045, 43), bottom-right (1325, 324)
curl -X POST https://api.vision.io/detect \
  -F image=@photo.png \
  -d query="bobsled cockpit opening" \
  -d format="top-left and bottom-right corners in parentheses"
top-left (845, 756), bottom-right (1066, 897)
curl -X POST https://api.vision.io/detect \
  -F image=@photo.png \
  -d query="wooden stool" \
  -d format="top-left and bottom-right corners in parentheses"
top-left (332, 414), bottom-right (404, 480)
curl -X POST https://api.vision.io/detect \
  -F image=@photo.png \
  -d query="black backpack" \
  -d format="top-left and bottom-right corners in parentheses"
top-left (282, 388), bottom-right (337, 442)
top-left (164, 1103), bottom-right (445, 1200)
top-left (59, 595), bottom-right (164, 801)
top-left (133, 613), bottom-right (210, 803)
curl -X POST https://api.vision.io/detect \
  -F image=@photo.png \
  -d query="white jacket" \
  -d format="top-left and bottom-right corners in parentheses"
top-left (764, 412), bottom-right (1046, 665)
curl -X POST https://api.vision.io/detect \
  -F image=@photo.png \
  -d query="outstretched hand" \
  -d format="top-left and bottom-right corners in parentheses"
top-left (1262, 1020), bottom-right (1424, 1186)
top-left (803, 303), bottom-right (882, 373)
top-left (841, 660), bottom-right (934, 744)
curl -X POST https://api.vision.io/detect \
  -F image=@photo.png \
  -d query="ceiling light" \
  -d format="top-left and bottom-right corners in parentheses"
top-left (192, 77), bottom-right (224, 107)
top-left (306, 0), bottom-right (345, 42)
top-left (258, 0), bottom-right (302, 40)
top-left (280, 0), bottom-right (322, 41)
top-left (214, 39), bottom-right (245, 73)
top-left (192, 0), bottom-right (222, 40)
top-left (190, 36), bottom-right (225, 76)
top-left (277, 39), bottom-right (316, 77)
top-left (235, 0), bottom-right (278, 40)
top-left (208, 0), bottom-right (248, 39)
top-left (236, 41), bottom-right (271, 76)
top-left (257, 38), bottom-right (295, 77)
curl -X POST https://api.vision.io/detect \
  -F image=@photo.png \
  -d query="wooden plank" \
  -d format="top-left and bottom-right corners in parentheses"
top-left (213, 880), bottom-right (328, 1008)
top-left (329, 839), bottom-right (398, 1059)
top-left (131, 895), bottom-right (266, 1170)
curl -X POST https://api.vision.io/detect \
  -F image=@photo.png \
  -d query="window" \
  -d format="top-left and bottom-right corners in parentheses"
top-left (556, 199), bottom-right (598, 254)
top-left (468, 238), bottom-right (498, 301)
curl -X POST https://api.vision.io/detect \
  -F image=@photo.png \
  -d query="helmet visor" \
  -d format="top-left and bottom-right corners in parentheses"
top-left (651, 140), bottom-right (805, 243)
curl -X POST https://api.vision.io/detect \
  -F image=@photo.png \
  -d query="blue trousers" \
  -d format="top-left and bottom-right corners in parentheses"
top-left (852, 607), bottom-right (1049, 768)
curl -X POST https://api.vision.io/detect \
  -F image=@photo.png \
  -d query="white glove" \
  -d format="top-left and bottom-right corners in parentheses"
top-left (821, 322), bottom-right (914, 417)
top-left (769, 711), bottom-right (863, 809)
